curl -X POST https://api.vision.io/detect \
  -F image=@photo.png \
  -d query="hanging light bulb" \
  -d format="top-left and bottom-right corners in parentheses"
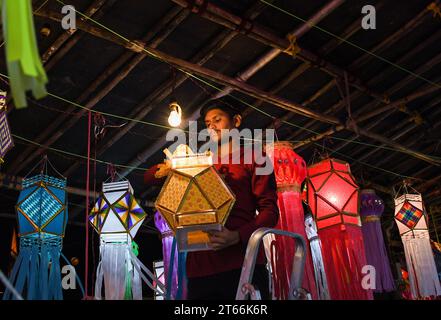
top-left (168, 101), bottom-right (182, 127)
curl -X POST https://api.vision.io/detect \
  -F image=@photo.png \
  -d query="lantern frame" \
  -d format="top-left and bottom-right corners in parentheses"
top-left (155, 148), bottom-right (235, 252)
top-left (307, 158), bottom-right (361, 230)
top-left (15, 174), bottom-right (68, 239)
top-left (394, 192), bottom-right (428, 236)
top-left (89, 180), bottom-right (147, 240)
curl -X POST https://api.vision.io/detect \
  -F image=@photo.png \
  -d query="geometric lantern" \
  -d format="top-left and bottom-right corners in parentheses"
top-left (155, 145), bottom-right (235, 252)
top-left (16, 174), bottom-right (67, 238)
top-left (360, 189), bottom-right (395, 293)
top-left (306, 158), bottom-right (360, 230)
top-left (265, 141), bottom-right (321, 300)
top-left (89, 179), bottom-right (151, 300)
top-left (306, 158), bottom-right (372, 300)
top-left (89, 180), bottom-right (146, 240)
top-left (3, 173), bottom-right (67, 300)
top-left (394, 191), bottom-right (441, 299)
top-left (0, 91), bottom-right (14, 163)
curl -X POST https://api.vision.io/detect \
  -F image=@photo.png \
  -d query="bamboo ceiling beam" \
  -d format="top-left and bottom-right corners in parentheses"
top-left (286, 27), bottom-right (441, 143)
top-left (35, 8), bottom-right (342, 123)
top-left (41, 0), bottom-right (110, 67)
top-left (292, 84), bottom-right (440, 160)
top-left (212, 0), bottom-right (344, 99)
top-left (238, 0), bottom-right (370, 120)
top-left (288, 48), bottom-right (441, 154)
top-left (33, 8), bottom-right (439, 168)
top-left (348, 3), bottom-right (434, 72)
top-left (295, 80), bottom-right (441, 156)
top-left (62, 2), bottom-right (269, 177)
top-left (322, 79), bottom-right (441, 170)
top-left (171, 0), bottom-right (403, 105)
top-left (238, 2), bottom-right (384, 126)
top-left (350, 95), bottom-right (441, 172)
top-left (8, 7), bottom-right (188, 176)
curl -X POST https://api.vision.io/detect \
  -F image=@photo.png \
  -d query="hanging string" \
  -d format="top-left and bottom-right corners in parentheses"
top-left (84, 110), bottom-right (92, 299)
top-left (90, 117), bottom-right (100, 298)
top-left (12, 134), bottom-right (149, 172)
top-left (106, 164), bottom-right (117, 182)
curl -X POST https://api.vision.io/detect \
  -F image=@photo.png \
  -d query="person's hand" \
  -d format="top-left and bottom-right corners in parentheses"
top-left (155, 160), bottom-right (171, 178)
top-left (207, 226), bottom-right (240, 251)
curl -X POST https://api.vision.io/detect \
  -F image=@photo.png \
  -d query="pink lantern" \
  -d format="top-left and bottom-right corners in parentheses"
top-left (307, 158), bottom-right (372, 300)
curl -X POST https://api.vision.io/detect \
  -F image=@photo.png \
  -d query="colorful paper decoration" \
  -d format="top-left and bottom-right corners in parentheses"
top-left (307, 158), bottom-right (372, 300)
top-left (3, 173), bottom-right (67, 300)
top-left (303, 200), bottom-right (330, 300)
top-left (266, 141), bottom-right (326, 300)
top-left (89, 180), bottom-right (146, 240)
top-left (90, 179), bottom-right (164, 300)
top-left (0, 91), bottom-right (14, 162)
top-left (154, 211), bottom-right (187, 299)
top-left (307, 158), bottom-right (360, 229)
top-left (155, 145), bottom-right (235, 252)
top-left (1, 0), bottom-right (48, 108)
top-left (360, 189), bottom-right (395, 293)
top-left (394, 191), bottom-right (441, 299)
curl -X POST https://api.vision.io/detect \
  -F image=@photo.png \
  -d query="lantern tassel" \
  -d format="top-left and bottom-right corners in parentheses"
top-left (308, 236), bottom-right (330, 299)
top-left (1, 0), bottom-right (48, 108)
top-left (304, 202), bottom-right (330, 300)
top-left (402, 234), bottom-right (441, 298)
top-left (94, 237), bottom-right (165, 300)
top-left (275, 191), bottom-right (318, 299)
top-left (3, 237), bottom-right (63, 300)
top-left (94, 240), bottom-right (143, 300)
top-left (319, 225), bottom-right (373, 300)
top-left (129, 250), bottom-right (166, 294)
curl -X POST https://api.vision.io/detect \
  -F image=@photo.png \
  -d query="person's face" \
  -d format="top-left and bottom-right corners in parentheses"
top-left (204, 108), bottom-right (240, 142)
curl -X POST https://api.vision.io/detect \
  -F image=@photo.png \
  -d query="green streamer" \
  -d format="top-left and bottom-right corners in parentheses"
top-left (132, 241), bottom-right (139, 257)
top-left (1, 0), bottom-right (48, 108)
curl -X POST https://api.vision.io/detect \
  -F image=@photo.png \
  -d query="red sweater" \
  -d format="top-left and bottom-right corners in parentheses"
top-left (186, 149), bottom-right (279, 278)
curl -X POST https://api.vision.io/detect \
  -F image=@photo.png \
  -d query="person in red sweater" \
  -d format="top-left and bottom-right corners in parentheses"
top-left (146, 100), bottom-right (279, 299)
top-left (185, 100), bottom-right (278, 300)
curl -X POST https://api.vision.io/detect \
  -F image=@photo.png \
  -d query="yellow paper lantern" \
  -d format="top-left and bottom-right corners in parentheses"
top-left (155, 145), bottom-right (235, 252)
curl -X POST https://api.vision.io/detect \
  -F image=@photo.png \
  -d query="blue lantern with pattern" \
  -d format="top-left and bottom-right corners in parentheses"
top-left (3, 159), bottom-right (67, 300)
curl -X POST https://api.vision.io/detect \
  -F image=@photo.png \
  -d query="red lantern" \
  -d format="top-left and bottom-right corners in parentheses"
top-left (306, 158), bottom-right (372, 300)
top-left (307, 158), bottom-right (360, 229)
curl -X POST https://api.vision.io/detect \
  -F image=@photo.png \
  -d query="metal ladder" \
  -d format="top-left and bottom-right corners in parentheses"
top-left (235, 227), bottom-right (306, 300)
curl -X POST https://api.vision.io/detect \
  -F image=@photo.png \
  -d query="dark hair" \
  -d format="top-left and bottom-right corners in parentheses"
top-left (200, 98), bottom-right (242, 120)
